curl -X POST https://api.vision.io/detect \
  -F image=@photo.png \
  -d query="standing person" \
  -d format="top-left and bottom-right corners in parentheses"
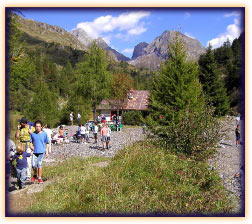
top-left (93, 122), bottom-right (99, 144)
top-left (58, 125), bottom-right (65, 144)
top-left (43, 125), bottom-right (53, 154)
top-left (101, 114), bottom-right (106, 124)
top-left (236, 113), bottom-right (240, 125)
top-left (77, 124), bottom-right (82, 143)
top-left (106, 125), bottom-right (111, 149)
top-left (97, 115), bottom-right (101, 123)
top-left (7, 139), bottom-right (16, 179)
top-left (70, 112), bottom-right (74, 126)
top-left (100, 123), bottom-right (108, 151)
top-left (29, 120), bottom-right (49, 183)
top-left (11, 142), bottom-right (33, 189)
top-left (80, 124), bottom-right (86, 144)
top-left (85, 123), bottom-right (90, 143)
top-left (142, 123), bottom-right (146, 134)
top-left (235, 124), bottom-right (240, 146)
top-left (15, 117), bottom-right (35, 181)
top-left (77, 112), bottom-right (81, 125)
top-left (112, 114), bottom-right (117, 124)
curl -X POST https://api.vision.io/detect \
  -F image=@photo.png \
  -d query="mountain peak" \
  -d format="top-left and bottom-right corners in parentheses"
top-left (129, 30), bottom-right (206, 70)
top-left (70, 28), bottom-right (93, 47)
top-left (131, 42), bottom-right (148, 60)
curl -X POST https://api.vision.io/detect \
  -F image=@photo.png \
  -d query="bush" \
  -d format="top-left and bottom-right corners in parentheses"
top-left (147, 106), bottom-right (221, 160)
top-left (122, 110), bottom-right (143, 125)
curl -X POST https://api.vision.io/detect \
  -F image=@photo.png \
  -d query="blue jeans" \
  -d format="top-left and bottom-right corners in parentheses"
top-left (16, 168), bottom-right (27, 188)
top-left (32, 153), bottom-right (45, 168)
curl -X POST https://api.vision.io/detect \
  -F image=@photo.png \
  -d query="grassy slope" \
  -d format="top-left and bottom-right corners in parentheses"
top-left (26, 140), bottom-right (234, 215)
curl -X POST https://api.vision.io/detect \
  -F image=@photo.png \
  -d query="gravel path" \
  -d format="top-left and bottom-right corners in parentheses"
top-left (207, 116), bottom-right (244, 212)
top-left (44, 126), bottom-right (146, 163)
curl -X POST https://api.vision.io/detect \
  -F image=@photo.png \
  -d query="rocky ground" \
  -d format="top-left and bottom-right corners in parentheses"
top-left (7, 118), bottom-right (244, 214)
top-left (46, 126), bottom-right (146, 163)
top-left (207, 116), bottom-right (244, 213)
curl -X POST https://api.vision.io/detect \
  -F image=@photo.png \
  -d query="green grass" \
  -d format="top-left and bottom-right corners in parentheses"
top-left (26, 141), bottom-right (234, 215)
top-left (8, 110), bottom-right (24, 141)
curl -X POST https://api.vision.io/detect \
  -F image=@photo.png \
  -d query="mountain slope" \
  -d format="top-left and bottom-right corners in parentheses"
top-left (95, 37), bottom-right (130, 62)
top-left (16, 15), bottom-right (87, 51)
top-left (16, 15), bottom-right (130, 62)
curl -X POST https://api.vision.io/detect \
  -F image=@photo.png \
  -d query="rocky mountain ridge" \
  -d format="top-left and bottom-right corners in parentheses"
top-left (129, 30), bottom-right (206, 70)
top-left (16, 14), bottom-right (206, 70)
top-left (70, 28), bottom-right (130, 61)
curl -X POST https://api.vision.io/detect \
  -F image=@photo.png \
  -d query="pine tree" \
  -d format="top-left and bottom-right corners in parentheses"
top-left (75, 42), bottom-right (112, 120)
top-left (25, 78), bottom-right (59, 126)
top-left (58, 64), bottom-right (71, 97)
top-left (148, 34), bottom-right (219, 157)
top-left (199, 45), bottom-right (230, 116)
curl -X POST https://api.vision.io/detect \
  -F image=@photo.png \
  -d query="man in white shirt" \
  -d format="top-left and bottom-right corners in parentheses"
top-left (85, 124), bottom-right (90, 143)
top-left (43, 125), bottom-right (53, 153)
top-left (70, 112), bottom-right (74, 126)
top-left (80, 124), bottom-right (86, 144)
top-left (77, 112), bottom-right (81, 125)
top-left (93, 122), bottom-right (99, 144)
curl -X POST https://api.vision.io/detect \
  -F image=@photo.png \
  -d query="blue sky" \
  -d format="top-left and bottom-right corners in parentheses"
top-left (16, 8), bottom-right (244, 58)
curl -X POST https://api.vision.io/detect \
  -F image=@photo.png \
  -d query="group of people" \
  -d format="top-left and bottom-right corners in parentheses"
top-left (69, 112), bottom-right (81, 126)
top-left (7, 115), bottom-right (114, 190)
top-left (75, 122), bottom-right (111, 150)
top-left (8, 117), bottom-right (50, 190)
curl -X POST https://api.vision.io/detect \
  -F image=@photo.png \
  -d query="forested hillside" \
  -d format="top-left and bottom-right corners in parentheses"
top-left (7, 13), bottom-right (153, 128)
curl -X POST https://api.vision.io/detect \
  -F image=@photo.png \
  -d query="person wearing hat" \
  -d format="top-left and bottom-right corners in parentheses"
top-left (15, 117), bottom-right (35, 181)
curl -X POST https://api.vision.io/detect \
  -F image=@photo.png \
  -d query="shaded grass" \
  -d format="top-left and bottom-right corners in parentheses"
top-left (26, 141), bottom-right (234, 215)
top-left (8, 111), bottom-right (23, 141)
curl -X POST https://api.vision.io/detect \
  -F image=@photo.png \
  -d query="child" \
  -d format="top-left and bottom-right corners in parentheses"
top-left (93, 122), bottom-right (98, 144)
top-left (7, 139), bottom-right (16, 179)
top-left (43, 125), bottom-right (53, 153)
top-left (57, 125), bottom-right (65, 144)
top-left (85, 124), bottom-right (90, 143)
top-left (235, 124), bottom-right (240, 146)
top-left (11, 142), bottom-right (33, 189)
top-left (106, 125), bottom-right (111, 149)
top-left (142, 123), bottom-right (146, 134)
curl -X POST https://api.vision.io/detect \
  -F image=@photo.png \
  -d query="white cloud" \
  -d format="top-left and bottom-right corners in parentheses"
top-left (128, 26), bottom-right (147, 35)
top-left (224, 11), bottom-right (240, 18)
top-left (185, 12), bottom-right (191, 18)
top-left (184, 32), bottom-right (195, 39)
top-left (76, 11), bottom-right (150, 39)
top-left (207, 16), bottom-right (242, 49)
top-left (122, 48), bottom-right (134, 54)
